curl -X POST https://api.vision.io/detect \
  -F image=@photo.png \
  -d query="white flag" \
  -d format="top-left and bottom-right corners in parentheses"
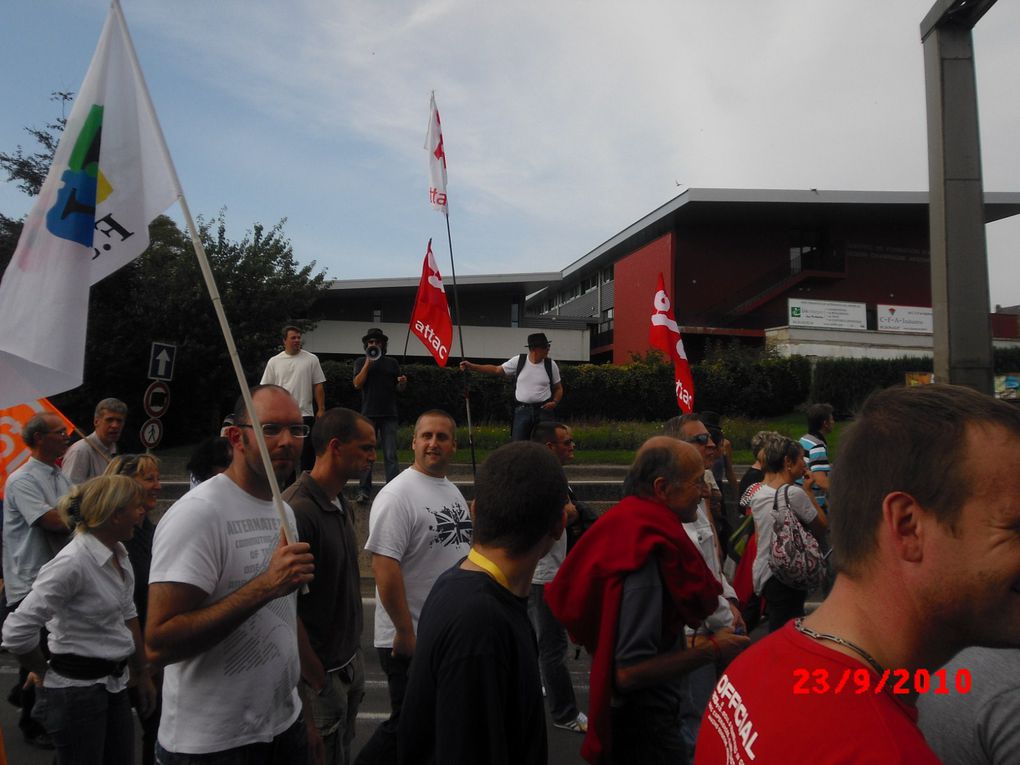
top-left (0, 0), bottom-right (179, 409)
top-left (424, 92), bottom-right (448, 215)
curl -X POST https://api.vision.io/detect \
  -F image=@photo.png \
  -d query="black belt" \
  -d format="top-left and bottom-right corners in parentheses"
top-left (49, 653), bottom-right (128, 681)
top-left (515, 402), bottom-right (547, 409)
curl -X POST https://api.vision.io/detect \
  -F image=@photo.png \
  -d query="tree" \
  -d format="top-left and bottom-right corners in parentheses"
top-left (0, 91), bottom-right (72, 196)
top-left (51, 212), bottom-right (329, 445)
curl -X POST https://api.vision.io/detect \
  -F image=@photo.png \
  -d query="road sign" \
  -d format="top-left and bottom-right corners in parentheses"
top-left (139, 418), bottom-right (163, 449)
top-left (148, 342), bottom-right (177, 381)
top-left (143, 381), bottom-right (170, 419)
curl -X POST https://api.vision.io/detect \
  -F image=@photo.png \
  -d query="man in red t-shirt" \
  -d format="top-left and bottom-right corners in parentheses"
top-left (696, 383), bottom-right (1020, 764)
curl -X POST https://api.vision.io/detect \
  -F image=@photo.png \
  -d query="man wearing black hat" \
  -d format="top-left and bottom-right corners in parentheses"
top-left (460, 332), bottom-right (563, 441)
top-left (353, 328), bottom-right (407, 502)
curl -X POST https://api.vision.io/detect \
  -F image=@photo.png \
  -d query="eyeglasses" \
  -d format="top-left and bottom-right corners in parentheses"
top-left (558, 439), bottom-right (576, 447)
top-left (683, 433), bottom-right (712, 445)
top-left (237, 423), bottom-right (310, 438)
top-left (46, 428), bottom-right (69, 437)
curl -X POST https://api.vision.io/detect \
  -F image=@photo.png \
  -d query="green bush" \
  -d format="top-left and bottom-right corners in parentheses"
top-left (810, 356), bottom-right (934, 415)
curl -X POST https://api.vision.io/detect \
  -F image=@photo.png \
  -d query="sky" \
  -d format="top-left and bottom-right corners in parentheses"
top-left (2, 0), bottom-right (1018, 308)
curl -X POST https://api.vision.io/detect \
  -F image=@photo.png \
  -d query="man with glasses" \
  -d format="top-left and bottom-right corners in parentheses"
top-left (146, 385), bottom-right (316, 763)
top-left (62, 397), bottom-right (127, 484)
top-left (528, 421), bottom-right (588, 734)
top-left (664, 414), bottom-right (745, 763)
top-left (2, 413), bottom-right (72, 748)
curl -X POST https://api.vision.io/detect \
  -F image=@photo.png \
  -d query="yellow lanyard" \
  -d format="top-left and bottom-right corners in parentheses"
top-left (467, 548), bottom-right (510, 590)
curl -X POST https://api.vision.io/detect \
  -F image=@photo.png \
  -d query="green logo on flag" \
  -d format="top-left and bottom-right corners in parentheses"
top-left (46, 105), bottom-right (107, 247)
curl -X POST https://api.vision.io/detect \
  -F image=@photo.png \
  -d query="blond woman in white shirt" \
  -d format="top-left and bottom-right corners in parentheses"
top-left (1, 475), bottom-right (156, 765)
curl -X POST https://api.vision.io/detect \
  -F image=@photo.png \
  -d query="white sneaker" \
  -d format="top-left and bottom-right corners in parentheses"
top-left (553, 712), bottom-right (588, 733)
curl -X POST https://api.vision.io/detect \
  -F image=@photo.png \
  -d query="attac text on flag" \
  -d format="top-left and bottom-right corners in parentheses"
top-left (410, 239), bottom-right (454, 366)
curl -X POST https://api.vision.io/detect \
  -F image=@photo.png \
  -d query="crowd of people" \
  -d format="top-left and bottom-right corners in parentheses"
top-left (1, 325), bottom-right (1018, 765)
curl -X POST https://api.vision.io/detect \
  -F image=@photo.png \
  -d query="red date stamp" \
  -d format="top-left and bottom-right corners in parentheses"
top-left (792, 667), bottom-right (971, 695)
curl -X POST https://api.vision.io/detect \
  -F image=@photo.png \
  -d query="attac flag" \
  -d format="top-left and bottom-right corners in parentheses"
top-left (0, 399), bottom-right (75, 499)
top-left (0, 0), bottom-right (179, 409)
top-left (649, 273), bottom-right (696, 413)
top-left (424, 92), bottom-right (448, 215)
top-left (410, 239), bottom-right (454, 366)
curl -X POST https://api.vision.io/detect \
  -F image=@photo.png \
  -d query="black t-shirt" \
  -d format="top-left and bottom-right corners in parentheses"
top-left (354, 355), bottom-right (401, 418)
top-left (399, 566), bottom-right (547, 765)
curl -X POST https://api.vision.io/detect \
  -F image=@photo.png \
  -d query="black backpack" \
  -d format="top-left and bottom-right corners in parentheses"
top-left (511, 353), bottom-right (555, 405)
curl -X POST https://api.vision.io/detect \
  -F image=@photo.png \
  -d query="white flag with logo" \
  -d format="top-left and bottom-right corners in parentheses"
top-left (0, 0), bottom-right (179, 409)
top-left (424, 92), bottom-right (448, 215)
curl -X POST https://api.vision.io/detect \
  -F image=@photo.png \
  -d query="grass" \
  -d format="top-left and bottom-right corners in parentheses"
top-left (153, 412), bottom-right (847, 475)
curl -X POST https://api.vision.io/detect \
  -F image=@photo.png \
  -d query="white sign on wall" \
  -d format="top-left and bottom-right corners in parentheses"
top-left (788, 298), bottom-right (867, 330)
top-left (877, 304), bottom-right (933, 334)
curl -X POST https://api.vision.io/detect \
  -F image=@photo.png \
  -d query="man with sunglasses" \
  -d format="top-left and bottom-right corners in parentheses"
top-left (146, 385), bottom-right (316, 763)
top-left (664, 414), bottom-right (745, 763)
top-left (2, 413), bottom-right (73, 748)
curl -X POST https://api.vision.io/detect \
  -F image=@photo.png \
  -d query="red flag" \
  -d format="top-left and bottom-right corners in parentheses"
top-left (424, 92), bottom-right (448, 215)
top-left (1, 398), bottom-right (75, 499)
top-left (649, 273), bottom-right (695, 413)
top-left (410, 240), bottom-right (453, 366)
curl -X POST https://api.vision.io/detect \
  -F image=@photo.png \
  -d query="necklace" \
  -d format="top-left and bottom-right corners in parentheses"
top-left (794, 618), bottom-right (885, 676)
top-left (467, 548), bottom-right (510, 590)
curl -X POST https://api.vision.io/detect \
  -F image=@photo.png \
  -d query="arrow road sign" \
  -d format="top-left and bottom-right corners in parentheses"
top-left (149, 342), bottom-right (176, 381)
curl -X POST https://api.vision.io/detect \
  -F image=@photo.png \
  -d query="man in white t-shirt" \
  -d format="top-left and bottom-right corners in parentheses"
top-left (260, 325), bottom-right (327, 471)
top-left (460, 332), bottom-right (563, 441)
top-left (145, 385), bottom-right (316, 762)
top-left (356, 410), bottom-right (472, 765)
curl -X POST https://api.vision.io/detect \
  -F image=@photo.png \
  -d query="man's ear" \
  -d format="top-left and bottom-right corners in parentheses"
top-left (651, 475), bottom-right (670, 504)
top-left (882, 491), bottom-right (925, 563)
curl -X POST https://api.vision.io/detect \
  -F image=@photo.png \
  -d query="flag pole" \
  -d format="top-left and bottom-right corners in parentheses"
top-left (442, 214), bottom-right (477, 478)
top-left (113, 0), bottom-right (295, 541)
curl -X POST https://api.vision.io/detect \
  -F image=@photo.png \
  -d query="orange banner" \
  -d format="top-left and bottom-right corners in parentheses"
top-left (0, 399), bottom-right (75, 499)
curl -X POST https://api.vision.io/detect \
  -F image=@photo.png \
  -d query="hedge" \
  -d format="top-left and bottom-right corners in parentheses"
top-left (321, 350), bottom-right (812, 424)
top-left (322, 346), bottom-right (1019, 425)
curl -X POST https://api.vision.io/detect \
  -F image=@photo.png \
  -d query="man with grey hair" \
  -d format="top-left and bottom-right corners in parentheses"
top-left (61, 397), bottom-right (127, 484)
top-left (3, 412), bottom-right (73, 747)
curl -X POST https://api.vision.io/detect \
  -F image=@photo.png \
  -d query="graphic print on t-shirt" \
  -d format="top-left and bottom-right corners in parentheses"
top-left (427, 502), bottom-right (472, 548)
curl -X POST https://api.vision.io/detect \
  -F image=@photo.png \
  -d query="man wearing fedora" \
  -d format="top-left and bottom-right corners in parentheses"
top-left (353, 328), bottom-right (407, 502)
top-left (460, 332), bottom-right (563, 441)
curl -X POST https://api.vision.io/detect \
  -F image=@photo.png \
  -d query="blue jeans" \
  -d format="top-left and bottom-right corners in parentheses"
top-left (33, 684), bottom-right (134, 765)
top-left (511, 404), bottom-right (551, 442)
top-left (353, 650), bottom-right (410, 765)
top-left (359, 417), bottom-right (399, 494)
top-left (154, 716), bottom-right (308, 764)
top-left (527, 584), bottom-right (580, 724)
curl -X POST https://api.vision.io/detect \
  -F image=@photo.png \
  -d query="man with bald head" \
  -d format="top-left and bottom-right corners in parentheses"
top-left (547, 437), bottom-right (749, 765)
top-left (146, 385), bottom-right (316, 762)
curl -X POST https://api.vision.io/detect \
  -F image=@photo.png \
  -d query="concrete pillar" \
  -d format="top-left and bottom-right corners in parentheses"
top-left (922, 1), bottom-right (996, 392)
